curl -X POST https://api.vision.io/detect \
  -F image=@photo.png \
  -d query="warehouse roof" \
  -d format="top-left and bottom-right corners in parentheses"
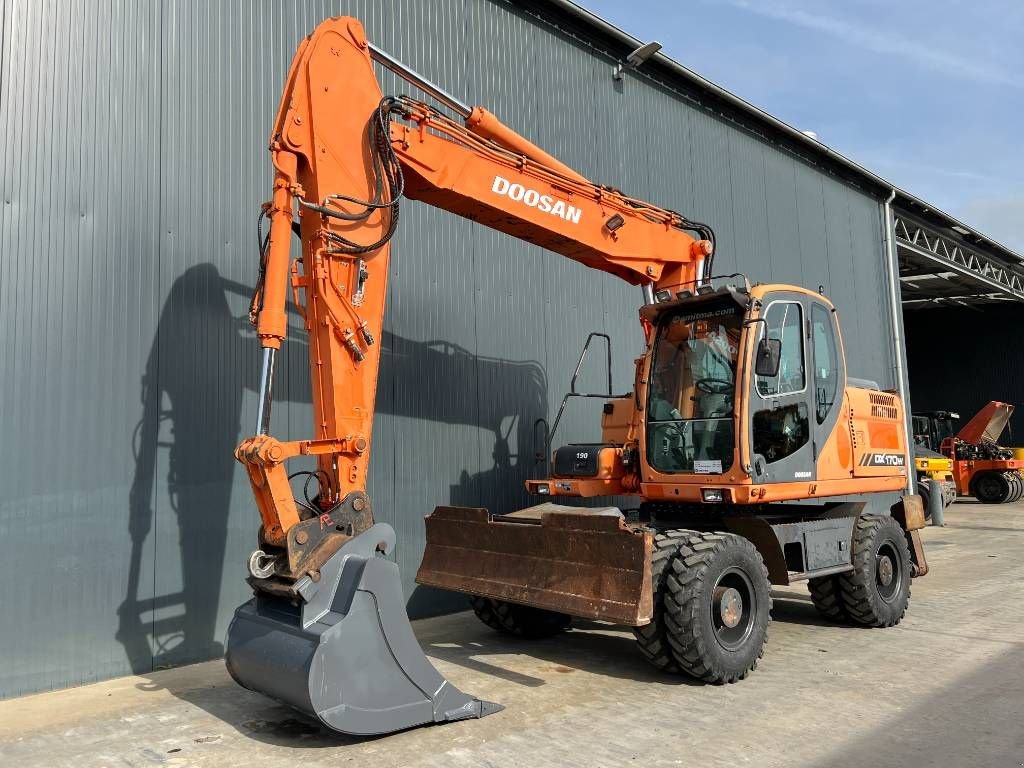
top-left (518, 0), bottom-right (1024, 305)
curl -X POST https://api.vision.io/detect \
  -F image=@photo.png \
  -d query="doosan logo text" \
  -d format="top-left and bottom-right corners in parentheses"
top-left (490, 176), bottom-right (582, 224)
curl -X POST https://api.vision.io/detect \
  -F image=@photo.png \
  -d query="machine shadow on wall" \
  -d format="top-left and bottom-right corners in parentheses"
top-left (382, 332), bottom-right (551, 618)
top-left (116, 263), bottom-right (550, 673)
top-left (380, 331), bottom-right (548, 513)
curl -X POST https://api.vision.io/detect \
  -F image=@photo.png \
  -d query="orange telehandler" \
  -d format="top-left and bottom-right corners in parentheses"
top-left (225, 17), bottom-right (928, 736)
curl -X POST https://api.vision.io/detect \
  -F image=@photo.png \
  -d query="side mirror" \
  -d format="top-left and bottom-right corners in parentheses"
top-left (755, 338), bottom-right (782, 377)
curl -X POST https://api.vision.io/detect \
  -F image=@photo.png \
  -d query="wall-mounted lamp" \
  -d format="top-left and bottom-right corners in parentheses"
top-left (612, 40), bottom-right (663, 80)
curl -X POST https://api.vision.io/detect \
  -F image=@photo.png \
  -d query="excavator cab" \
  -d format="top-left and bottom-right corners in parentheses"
top-left (514, 282), bottom-right (876, 503)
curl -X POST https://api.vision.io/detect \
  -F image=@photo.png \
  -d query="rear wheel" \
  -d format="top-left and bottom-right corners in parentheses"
top-left (662, 532), bottom-right (771, 683)
top-left (838, 515), bottom-right (911, 627)
top-left (468, 595), bottom-right (507, 632)
top-left (808, 574), bottom-right (849, 622)
top-left (469, 596), bottom-right (571, 638)
top-left (492, 600), bottom-right (571, 638)
top-left (973, 471), bottom-right (1011, 503)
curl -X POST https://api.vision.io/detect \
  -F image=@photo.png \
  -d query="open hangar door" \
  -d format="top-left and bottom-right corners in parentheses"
top-left (895, 203), bottom-right (1024, 440)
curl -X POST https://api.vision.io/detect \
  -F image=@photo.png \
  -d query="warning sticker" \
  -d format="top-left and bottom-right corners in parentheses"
top-left (694, 459), bottom-right (723, 474)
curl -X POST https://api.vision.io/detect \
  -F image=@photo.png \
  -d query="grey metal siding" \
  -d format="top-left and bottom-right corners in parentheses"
top-left (0, 0), bottom-right (896, 698)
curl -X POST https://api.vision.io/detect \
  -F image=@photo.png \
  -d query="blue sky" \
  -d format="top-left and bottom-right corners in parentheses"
top-left (578, 0), bottom-right (1024, 252)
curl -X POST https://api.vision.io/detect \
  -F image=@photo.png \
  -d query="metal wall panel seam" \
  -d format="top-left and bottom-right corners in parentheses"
top-left (147, 0), bottom-right (167, 676)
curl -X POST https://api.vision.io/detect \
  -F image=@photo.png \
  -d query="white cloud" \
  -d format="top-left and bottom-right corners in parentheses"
top-left (720, 1), bottom-right (1024, 89)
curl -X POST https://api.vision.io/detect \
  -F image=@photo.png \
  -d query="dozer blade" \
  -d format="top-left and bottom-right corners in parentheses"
top-left (225, 523), bottom-right (502, 736)
top-left (417, 504), bottom-right (653, 626)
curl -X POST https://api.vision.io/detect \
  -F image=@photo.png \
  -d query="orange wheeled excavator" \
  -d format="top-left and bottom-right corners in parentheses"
top-left (225, 17), bottom-right (928, 737)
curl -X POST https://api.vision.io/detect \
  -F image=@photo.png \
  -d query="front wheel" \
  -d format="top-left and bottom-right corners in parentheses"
top-left (838, 515), bottom-right (911, 627)
top-left (662, 532), bottom-right (771, 683)
top-left (633, 529), bottom-right (690, 672)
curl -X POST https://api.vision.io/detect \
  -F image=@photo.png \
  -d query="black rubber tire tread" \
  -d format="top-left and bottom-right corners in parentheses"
top-left (1003, 472), bottom-right (1017, 503)
top-left (808, 574), bottom-right (849, 622)
top-left (468, 595), bottom-right (510, 633)
top-left (917, 481), bottom-right (933, 521)
top-left (491, 600), bottom-right (571, 639)
top-left (973, 471), bottom-right (1011, 503)
top-left (1005, 471), bottom-right (1024, 503)
top-left (662, 532), bottom-right (772, 684)
top-left (838, 515), bottom-right (911, 627)
top-left (632, 529), bottom-right (694, 672)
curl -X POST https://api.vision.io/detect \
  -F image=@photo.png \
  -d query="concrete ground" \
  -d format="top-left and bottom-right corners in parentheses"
top-left (2, 501), bottom-right (1022, 768)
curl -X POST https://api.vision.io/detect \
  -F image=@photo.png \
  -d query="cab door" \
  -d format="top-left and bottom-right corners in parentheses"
top-left (748, 292), bottom-right (815, 484)
top-left (808, 300), bottom-right (846, 476)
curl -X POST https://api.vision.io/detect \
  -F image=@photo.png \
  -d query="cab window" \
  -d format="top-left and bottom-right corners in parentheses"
top-left (646, 305), bottom-right (742, 474)
top-left (755, 301), bottom-right (805, 397)
top-left (753, 403), bottom-right (810, 464)
top-left (753, 301), bottom-right (809, 464)
top-left (811, 304), bottom-right (838, 424)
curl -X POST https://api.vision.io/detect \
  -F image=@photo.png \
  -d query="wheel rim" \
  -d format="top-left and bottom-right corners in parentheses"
top-left (711, 567), bottom-right (757, 651)
top-left (875, 542), bottom-right (903, 603)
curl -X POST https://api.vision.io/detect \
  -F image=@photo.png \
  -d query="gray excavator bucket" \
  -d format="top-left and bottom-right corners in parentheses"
top-left (225, 523), bottom-right (502, 736)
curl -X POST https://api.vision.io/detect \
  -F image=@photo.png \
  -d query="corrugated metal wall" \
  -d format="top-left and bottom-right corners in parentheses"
top-left (0, 0), bottom-right (897, 698)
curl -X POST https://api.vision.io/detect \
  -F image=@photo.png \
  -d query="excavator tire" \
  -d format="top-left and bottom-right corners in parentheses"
top-left (808, 574), bottom-right (849, 622)
top-left (468, 595), bottom-right (508, 633)
top-left (491, 600), bottom-right (571, 639)
top-left (225, 524), bottom-right (502, 735)
top-left (633, 529), bottom-right (691, 672)
top-left (838, 515), bottom-right (911, 627)
top-left (662, 532), bottom-right (771, 684)
top-left (973, 471), bottom-right (1012, 504)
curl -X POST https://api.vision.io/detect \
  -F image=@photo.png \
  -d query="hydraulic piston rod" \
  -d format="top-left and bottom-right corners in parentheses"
top-left (254, 347), bottom-right (276, 435)
top-left (368, 42), bottom-right (472, 118)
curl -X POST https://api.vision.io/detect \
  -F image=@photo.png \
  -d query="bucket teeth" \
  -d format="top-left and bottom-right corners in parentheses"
top-left (226, 523), bottom-right (500, 736)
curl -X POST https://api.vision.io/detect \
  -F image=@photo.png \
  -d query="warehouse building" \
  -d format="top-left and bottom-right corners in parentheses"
top-left (1, 0), bottom-right (1021, 699)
